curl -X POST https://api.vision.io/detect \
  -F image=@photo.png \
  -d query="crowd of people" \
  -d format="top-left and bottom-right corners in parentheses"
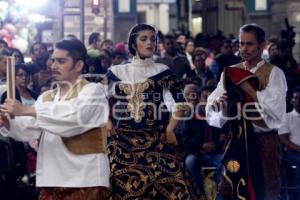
top-left (0, 22), bottom-right (299, 200)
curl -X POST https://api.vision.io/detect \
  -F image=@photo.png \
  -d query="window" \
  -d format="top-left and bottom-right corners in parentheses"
top-left (255, 0), bottom-right (267, 11)
top-left (248, 0), bottom-right (270, 13)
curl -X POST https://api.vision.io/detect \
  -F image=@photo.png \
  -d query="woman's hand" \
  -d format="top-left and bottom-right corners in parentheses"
top-left (106, 119), bottom-right (115, 136)
top-left (0, 99), bottom-right (36, 117)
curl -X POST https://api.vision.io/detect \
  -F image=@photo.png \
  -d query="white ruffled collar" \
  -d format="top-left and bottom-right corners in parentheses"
top-left (131, 56), bottom-right (155, 67)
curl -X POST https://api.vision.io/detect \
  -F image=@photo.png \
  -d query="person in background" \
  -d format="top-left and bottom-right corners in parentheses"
top-left (176, 33), bottom-right (187, 54)
top-left (32, 50), bottom-right (53, 94)
top-left (185, 39), bottom-right (195, 70)
top-left (111, 50), bottom-right (127, 66)
top-left (180, 83), bottom-right (227, 197)
top-left (100, 39), bottom-right (114, 54)
top-left (192, 53), bottom-right (215, 87)
top-left (26, 42), bottom-right (48, 75)
top-left (9, 48), bottom-right (24, 64)
top-left (210, 39), bottom-right (239, 80)
top-left (157, 34), bottom-right (193, 78)
top-left (0, 39), bottom-right (8, 54)
top-left (1, 64), bottom-right (38, 105)
top-left (87, 32), bottom-right (101, 58)
top-left (278, 86), bottom-right (300, 199)
top-left (1, 64), bottom-right (39, 199)
top-left (0, 50), bottom-right (10, 97)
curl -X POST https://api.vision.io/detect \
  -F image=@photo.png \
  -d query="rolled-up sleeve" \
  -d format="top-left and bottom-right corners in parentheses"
top-left (0, 116), bottom-right (42, 142)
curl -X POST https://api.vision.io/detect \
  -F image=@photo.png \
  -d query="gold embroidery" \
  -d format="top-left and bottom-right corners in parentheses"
top-left (119, 80), bottom-right (154, 123)
top-left (226, 160), bottom-right (240, 173)
top-left (157, 75), bottom-right (181, 90)
top-left (237, 178), bottom-right (247, 200)
top-left (175, 103), bottom-right (190, 112)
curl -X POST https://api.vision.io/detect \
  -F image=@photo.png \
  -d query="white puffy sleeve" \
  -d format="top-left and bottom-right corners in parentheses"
top-left (34, 83), bottom-right (109, 137)
top-left (205, 72), bottom-right (228, 128)
top-left (256, 67), bottom-right (287, 130)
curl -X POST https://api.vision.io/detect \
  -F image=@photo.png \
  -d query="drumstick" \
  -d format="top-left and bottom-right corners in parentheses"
top-left (6, 56), bottom-right (15, 100)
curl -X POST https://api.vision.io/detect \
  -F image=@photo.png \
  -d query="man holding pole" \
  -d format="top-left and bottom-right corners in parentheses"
top-left (0, 39), bottom-right (110, 200)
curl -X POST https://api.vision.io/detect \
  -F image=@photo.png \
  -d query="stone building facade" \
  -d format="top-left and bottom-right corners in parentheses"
top-left (192, 0), bottom-right (300, 61)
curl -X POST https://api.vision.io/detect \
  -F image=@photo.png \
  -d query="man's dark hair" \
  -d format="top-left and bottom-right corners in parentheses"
top-left (55, 39), bottom-right (87, 68)
top-left (128, 24), bottom-right (156, 56)
top-left (88, 32), bottom-right (100, 45)
top-left (240, 24), bottom-right (266, 44)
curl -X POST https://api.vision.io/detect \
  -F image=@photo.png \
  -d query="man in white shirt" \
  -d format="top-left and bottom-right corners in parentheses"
top-left (206, 24), bottom-right (287, 200)
top-left (279, 86), bottom-right (300, 198)
top-left (0, 39), bottom-right (110, 199)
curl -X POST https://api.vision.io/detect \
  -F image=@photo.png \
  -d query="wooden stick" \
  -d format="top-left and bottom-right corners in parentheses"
top-left (6, 56), bottom-right (15, 100)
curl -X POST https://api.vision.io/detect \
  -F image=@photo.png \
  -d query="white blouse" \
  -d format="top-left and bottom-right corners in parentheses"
top-left (108, 57), bottom-right (177, 111)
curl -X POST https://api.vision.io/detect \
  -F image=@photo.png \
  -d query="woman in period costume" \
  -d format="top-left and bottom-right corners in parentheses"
top-left (101, 24), bottom-right (206, 200)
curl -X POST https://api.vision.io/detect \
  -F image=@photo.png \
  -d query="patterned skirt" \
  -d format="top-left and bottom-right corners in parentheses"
top-left (107, 127), bottom-right (206, 200)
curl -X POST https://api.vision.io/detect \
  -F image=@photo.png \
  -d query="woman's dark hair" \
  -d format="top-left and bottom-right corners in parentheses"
top-left (15, 63), bottom-right (30, 75)
top-left (128, 24), bottom-right (157, 56)
top-left (10, 48), bottom-right (24, 64)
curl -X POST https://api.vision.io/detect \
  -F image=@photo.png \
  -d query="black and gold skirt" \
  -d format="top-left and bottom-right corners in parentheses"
top-left (107, 126), bottom-right (205, 200)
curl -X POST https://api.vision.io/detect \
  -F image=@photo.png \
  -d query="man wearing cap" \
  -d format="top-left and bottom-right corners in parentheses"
top-left (206, 24), bottom-right (287, 200)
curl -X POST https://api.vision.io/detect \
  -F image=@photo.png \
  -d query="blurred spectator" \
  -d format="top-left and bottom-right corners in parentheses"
top-left (279, 86), bottom-right (300, 199)
top-left (156, 34), bottom-right (193, 78)
top-left (111, 50), bottom-right (127, 66)
top-left (9, 48), bottom-right (24, 64)
top-left (178, 83), bottom-right (227, 194)
top-left (210, 39), bottom-right (239, 80)
top-left (0, 39), bottom-right (8, 54)
top-left (0, 49), bottom-right (10, 97)
top-left (32, 50), bottom-right (53, 94)
top-left (26, 42), bottom-right (48, 75)
top-left (231, 38), bottom-right (240, 57)
top-left (176, 33), bottom-right (187, 54)
top-left (100, 39), bottom-right (114, 53)
top-left (192, 53), bottom-right (215, 87)
top-left (185, 39), bottom-right (195, 69)
top-left (87, 32), bottom-right (101, 58)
